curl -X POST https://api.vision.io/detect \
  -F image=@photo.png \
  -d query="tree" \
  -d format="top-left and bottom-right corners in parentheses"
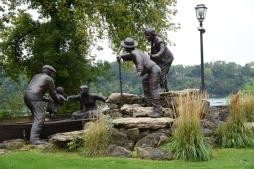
top-left (0, 0), bottom-right (178, 94)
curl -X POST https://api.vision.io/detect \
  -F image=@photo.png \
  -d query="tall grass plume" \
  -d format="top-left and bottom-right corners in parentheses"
top-left (216, 91), bottom-right (254, 148)
top-left (83, 112), bottom-right (112, 157)
top-left (241, 92), bottom-right (254, 122)
top-left (169, 92), bottom-right (211, 161)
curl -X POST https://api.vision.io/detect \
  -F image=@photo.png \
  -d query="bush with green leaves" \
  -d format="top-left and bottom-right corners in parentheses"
top-left (67, 136), bottom-right (85, 152)
top-left (216, 92), bottom-right (254, 148)
top-left (169, 92), bottom-right (211, 161)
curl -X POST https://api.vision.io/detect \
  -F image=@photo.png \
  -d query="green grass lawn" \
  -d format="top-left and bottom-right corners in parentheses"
top-left (0, 148), bottom-right (254, 169)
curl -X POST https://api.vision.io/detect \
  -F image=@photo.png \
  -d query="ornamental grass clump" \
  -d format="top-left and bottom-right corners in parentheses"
top-left (169, 92), bottom-right (211, 161)
top-left (216, 92), bottom-right (254, 148)
top-left (241, 80), bottom-right (254, 121)
top-left (83, 113), bottom-right (112, 157)
top-left (241, 92), bottom-right (254, 122)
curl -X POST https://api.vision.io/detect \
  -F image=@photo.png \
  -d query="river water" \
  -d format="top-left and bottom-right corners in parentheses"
top-left (207, 98), bottom-right (230, 106)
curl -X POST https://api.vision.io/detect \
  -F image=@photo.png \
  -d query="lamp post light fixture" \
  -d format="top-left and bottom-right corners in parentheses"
top-left (195, 4), bottom-right (207, 92)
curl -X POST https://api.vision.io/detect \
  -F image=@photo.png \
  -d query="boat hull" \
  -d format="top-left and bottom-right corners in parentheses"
top-left (0, 119), bottom-right (87, 142)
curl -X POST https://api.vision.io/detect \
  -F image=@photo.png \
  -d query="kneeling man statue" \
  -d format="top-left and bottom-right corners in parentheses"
top-left (68, 85), bottom-right (107, 120)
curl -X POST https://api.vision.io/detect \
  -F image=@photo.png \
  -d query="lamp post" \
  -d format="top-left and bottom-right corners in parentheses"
top-left (195, 4), bottom-right (207, 92)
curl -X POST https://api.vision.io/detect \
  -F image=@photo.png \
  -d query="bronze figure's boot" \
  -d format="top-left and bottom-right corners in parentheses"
top-left (149, 104), bottom-right (163, 118)
top-left (31, 140), bottom-right (46, 145)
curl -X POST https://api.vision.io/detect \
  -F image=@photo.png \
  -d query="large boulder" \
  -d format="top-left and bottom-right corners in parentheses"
top-left (110, 128), bottom-right (134, 150)
top-left (106, 89), bottom-right (200, 108)
top-left (103, 109), bottom-right (122, 119)
top-left (0, 149), bottom-right (7, 155)
top-left (135, 132), bottom-right (169, 148)
top-left (136, 147), bottom-right (173, 160)
top-left (217, 106), bottom-right (230, 122)
top-left (106, 145), bottom-right (133, 158)
top-left (0, 139), bottom-right (24, 150)
top-left (106, 93), bottom-right (142, 106)
top-left (49, 130), bottom-right (84, 147)
top-left (113, 117), bottom-right (174, 129)
top-left (160, 89), bottom-right (200, 97)
top-left (120, 104), bottom-right (174, 118)
top-left (204, 106), bottom-right (229, 129)
top-left (159, 89), bottom-right (200, 108)
top-left (247, 122), bottom-right (254, 130)
top-left (126, 128), bottom-right (140, 142)
top-left (201, 119), bottom-right (217, 130)
top-left (202, 128), bottom-right (214, 137)
top-left (29, 142), bottom-right (56, 152)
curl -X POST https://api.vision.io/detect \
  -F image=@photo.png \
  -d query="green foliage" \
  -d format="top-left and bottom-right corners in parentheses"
top-left (0, 0), bottom-right (178, 94)
top-left (67, 136), bottom-right (85, 152)
top-left (169, 93), bottom-right (211, 161)
top-left (243, 79), bottom-right (254, 95)
top-left (0, 75), bottom-right (29, 118)
top-left (94, 61), bottom-right (254, 97)
top-left (92, 62), bottom-right (143, 96)
top-left (83, 114), bottom-right (112, 157)
top-left (168, 61), bottom-right (254, 96)
top-left (216, 92), bottom-right (254, 148)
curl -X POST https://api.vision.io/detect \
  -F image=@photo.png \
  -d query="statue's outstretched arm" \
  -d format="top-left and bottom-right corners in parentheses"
top-left (67, 95), bottom-right (80, 102)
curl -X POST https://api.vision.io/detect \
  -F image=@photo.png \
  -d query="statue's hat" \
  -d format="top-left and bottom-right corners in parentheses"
top-left (42, 65), bottom-right (56, 73)
top-left (121, 38), bottom-right (138, 49)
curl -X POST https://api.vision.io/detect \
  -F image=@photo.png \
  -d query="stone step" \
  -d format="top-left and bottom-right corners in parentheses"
top-left (113, 117), bottom-right (174, 129)
top-left (106, 89), bottom-right (200, 108)
top-left (120, 104), bottom-right (174, 118)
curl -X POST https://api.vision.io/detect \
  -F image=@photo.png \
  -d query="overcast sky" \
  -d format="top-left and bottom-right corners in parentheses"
top-left (2, 0), bottom-right (253, 66)
top-left (95, 0), bottom-right (254, 66)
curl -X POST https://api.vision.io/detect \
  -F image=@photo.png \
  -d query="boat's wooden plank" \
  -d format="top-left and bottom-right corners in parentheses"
top-left (0, 119), bottom-right (88, 142)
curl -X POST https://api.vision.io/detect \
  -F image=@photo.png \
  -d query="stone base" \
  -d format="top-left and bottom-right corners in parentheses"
top-left (113, 117), bottom-right (174, 129)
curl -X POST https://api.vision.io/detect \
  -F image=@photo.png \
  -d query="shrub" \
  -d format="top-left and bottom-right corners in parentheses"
top-left (83, 113), bottom-right (112, 157)
top-left (216, 92), bottom-right (254, 148)
top-left (67, 136), bottom-right (85, 152)
top-left (169, 92), bottom-right (211, 161)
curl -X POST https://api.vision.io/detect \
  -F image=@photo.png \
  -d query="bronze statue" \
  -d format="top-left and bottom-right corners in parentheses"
top-left (144, 28), bottom-right (174, 92)
top-left (24, 65), bottom-right (59, 145)
top-left (68, 85), bottom-right (107, 120)
top-left (43, 87), bottom-right (67, 119)
top-left (117, 37), bottom-right (163, 118)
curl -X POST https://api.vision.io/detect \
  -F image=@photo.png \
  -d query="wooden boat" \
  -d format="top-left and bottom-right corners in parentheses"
top-left (0, 118), bottom-right (88, 142)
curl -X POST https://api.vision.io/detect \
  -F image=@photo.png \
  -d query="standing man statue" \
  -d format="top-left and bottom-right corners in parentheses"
top-left (117, 37), bottom-right (163, 118)
top-left (144, 28), bottom-right (174, 92)
top-left (68, 85), bottom-right (107, 120)
top-left (24, 65), bottom-right (59, 145)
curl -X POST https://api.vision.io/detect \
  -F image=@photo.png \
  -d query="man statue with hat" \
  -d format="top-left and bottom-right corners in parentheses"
top-left (117, 37), bottom-right (163, 118)
top-left (144, 28), bottom-right (174, 92)
top-left (68, 85), bottom-right (107, 120)
top-left (24, 65), bottom-right (59, 145)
